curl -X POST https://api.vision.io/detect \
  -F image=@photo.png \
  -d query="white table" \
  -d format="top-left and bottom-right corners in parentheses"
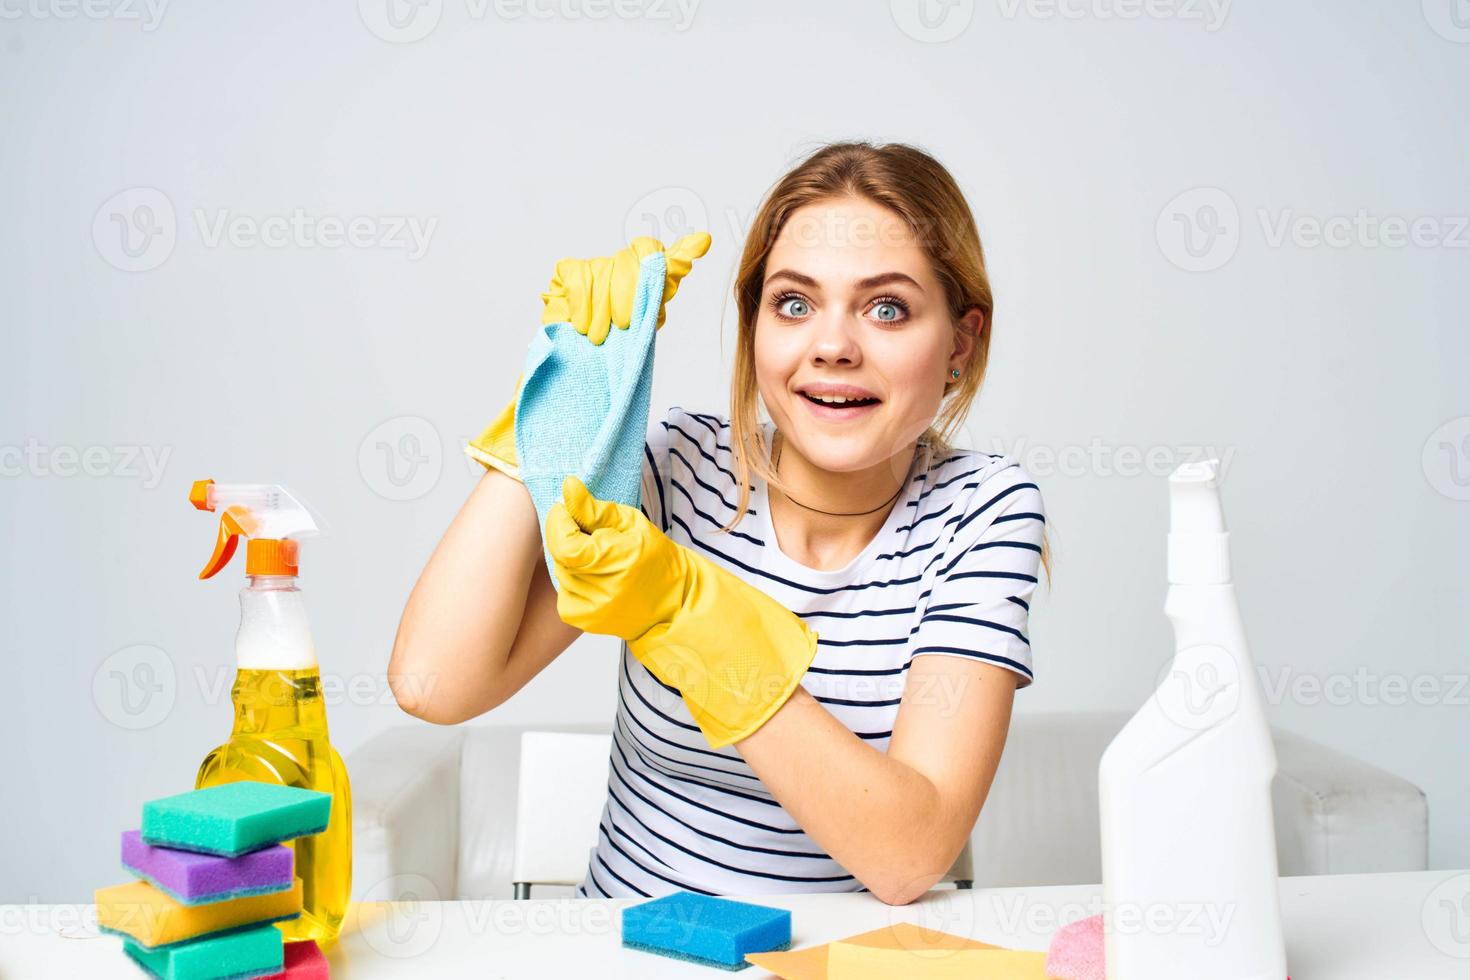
top-left (4, 870), bottom-right (1468, 978)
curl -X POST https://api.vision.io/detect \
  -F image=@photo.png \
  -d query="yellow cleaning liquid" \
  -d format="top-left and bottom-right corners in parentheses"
top-left (196, 667), bottom-right (352, 945)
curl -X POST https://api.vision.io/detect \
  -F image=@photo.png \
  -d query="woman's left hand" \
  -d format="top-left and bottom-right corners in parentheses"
top-left (544, 474), bottom-right (820, 749)
top-left (542, 474), bottom-right (684, 641)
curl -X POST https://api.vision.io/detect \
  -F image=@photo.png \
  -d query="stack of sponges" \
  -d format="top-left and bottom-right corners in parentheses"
top-left (95, 781), bottom-right (333, 980)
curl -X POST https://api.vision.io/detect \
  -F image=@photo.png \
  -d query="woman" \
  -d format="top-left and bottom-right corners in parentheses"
top-left (389, 141), bottom-right (1046, 906)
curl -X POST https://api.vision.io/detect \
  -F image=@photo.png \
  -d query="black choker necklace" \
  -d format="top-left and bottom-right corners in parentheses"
top-left (770, 437), bottom-right (913, 517)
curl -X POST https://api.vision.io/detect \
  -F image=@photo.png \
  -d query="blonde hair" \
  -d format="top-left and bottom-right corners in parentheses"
top-left (721, 140), bottom-right (993, 535)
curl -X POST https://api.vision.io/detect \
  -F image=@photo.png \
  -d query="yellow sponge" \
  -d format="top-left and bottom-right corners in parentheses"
top-left (94, 876), bottom-right (302, 950)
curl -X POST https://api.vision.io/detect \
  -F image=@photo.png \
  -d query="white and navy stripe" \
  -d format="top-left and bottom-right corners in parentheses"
top-left (575, 407), bottom-right (1044, 898)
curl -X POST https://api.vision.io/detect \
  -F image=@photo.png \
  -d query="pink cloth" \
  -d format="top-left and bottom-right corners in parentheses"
top-left (1045, 913), bottom-right (1105, 980)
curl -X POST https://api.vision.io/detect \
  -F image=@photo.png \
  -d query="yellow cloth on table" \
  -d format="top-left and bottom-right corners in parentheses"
top-left (826, 941), bottom-right (1049, 979)
top-left (745, 920), bottom-right (1047, 979)
top-left (94, 877), bottom-right (302, 949)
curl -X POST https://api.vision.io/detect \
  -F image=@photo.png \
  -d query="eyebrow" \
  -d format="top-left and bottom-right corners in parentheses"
top-left (764, 269), bottom-right (924, 293)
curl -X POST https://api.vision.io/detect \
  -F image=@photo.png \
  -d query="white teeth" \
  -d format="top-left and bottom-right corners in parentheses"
top-left (807, 393), bottom-right (867, 405)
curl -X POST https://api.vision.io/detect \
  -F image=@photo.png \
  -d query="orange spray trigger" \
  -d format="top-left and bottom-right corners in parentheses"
top-left (189, 480), bottom-right (319, 580)
top-left (199, 507), bottom-right (256, 579)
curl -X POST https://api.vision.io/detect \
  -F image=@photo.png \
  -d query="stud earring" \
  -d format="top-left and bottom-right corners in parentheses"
top-left (949, 369), bottom-right (961, 379)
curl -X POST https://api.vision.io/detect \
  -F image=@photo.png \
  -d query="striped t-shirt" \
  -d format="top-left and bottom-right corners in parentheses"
top-left (575, 407), bottom-right (1045, 899)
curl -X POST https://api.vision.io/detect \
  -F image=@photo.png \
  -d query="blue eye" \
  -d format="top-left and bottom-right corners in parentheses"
top-left (770, 292), bottom-right (810, 319)
top-left (870, 296), bottom-right (910, 324)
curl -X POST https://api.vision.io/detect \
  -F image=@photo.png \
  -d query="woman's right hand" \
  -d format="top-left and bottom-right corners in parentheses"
top-left (540, 231), bottom-right (712, 346)
top-left (467, 231), bottom-right (712, 478)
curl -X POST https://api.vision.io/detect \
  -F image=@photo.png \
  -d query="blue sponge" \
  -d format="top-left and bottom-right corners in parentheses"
top-left (620, 890), bottom-right (791, 971)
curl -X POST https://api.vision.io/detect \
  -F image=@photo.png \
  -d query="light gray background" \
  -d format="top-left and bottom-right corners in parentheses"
top-left (2, 1), bottom-right (1467, 903)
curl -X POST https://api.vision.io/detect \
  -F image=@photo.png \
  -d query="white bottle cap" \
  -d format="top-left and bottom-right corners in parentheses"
top-left (1168, 460), bottom-right (1232, 585)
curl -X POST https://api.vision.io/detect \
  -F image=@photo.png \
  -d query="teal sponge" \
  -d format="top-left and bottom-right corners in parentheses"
top-left (141, 782), bottom-right (331, 857)
top-left (122, 921), bottom-right (283, 980)
top-left (621, 890), bottom-right (791, 971)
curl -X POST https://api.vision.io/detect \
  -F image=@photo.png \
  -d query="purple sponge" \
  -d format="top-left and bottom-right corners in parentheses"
top-left (121, 830), bottom-right (294, 906)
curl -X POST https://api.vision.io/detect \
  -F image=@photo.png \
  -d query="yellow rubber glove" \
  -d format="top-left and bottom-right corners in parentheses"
top-left (465, 371), bottom-right (525, 480)
top-left (467, 232), bottom-right (712, 477)
top-left (545, 474), bottom-right (819, 749)
top-left (541, 232), bottom-right (712, 346)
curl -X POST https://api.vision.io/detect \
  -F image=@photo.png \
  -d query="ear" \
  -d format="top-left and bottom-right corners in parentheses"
top-left (950, 307), bottom-right (984, 368)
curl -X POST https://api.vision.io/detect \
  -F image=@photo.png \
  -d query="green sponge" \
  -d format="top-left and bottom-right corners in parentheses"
top-left (141, 782), bottom-right (331, 857)
top-left (122, 921), bottom-right (283, 979)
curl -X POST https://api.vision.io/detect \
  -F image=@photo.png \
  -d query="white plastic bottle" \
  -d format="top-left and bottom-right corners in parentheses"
top-left (1097, 460), bottom-right (1288, 979)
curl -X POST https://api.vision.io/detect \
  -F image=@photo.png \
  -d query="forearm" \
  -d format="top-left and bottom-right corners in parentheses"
top-left (733, 687), bottom-right (962, 905)
top-left (388, 468), bottom-right (543, 722)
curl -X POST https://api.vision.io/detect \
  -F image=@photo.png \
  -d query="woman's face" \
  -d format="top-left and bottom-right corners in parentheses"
top-left (754, 196), bottom-right (974, 476)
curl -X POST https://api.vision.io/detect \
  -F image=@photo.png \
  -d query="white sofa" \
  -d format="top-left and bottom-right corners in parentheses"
top-left (347, 712), bottom-right (1428, 901)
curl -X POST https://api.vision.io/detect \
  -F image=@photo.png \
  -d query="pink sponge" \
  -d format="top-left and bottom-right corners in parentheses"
top-left (265, 939), bottom-right (329, 979)
top-left (1046, 913), bottom-right (1105, 980)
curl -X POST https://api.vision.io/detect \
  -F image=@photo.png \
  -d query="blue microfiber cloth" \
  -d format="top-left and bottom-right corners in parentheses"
top-left (621, 890), bottom-right (792, 971)
top-left (514, 249), bottom-right (664, 590)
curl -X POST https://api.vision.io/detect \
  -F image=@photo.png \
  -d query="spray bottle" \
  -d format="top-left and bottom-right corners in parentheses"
top-left (1097, 460), bottom-right (1288, 979)
top-left (190, 479), bottom-right (352, 945)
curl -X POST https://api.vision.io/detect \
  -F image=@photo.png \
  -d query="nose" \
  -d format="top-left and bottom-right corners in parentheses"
top-left (807, 311), bottom-right (863, 369)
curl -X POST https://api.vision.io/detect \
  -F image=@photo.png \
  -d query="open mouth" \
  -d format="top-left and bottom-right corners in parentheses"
top-left (799, 391), bottom-right (881, 416)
